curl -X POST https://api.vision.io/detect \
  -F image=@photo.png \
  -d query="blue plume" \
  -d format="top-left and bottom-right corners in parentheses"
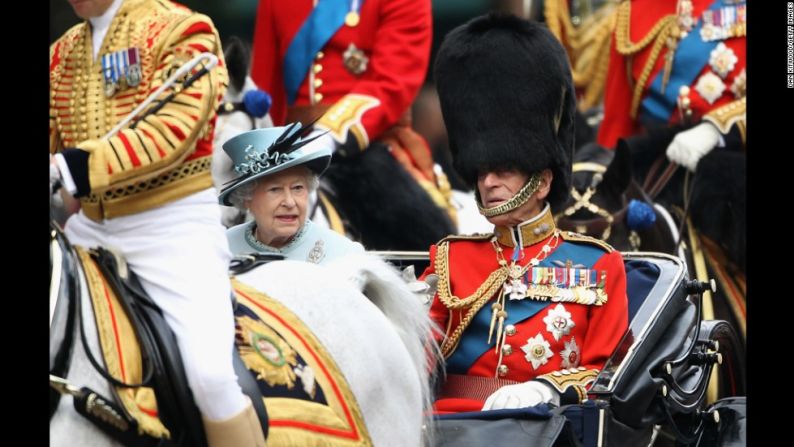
top-left (626, 199), bottom-right (657, 231)
top-left (242, 89), bottom-right (272, 118)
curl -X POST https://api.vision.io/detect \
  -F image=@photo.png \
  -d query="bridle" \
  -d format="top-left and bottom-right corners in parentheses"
top-left (556, 162), bottom-right (628, 242)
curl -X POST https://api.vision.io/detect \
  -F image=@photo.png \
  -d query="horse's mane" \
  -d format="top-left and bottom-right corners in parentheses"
top-left (325, 253), bottom-right (443, 445)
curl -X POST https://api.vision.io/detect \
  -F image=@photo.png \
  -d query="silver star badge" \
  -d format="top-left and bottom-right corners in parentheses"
top-left (521, 333), bottom-right (553, 370)
top-left (543, 304), bottom-right (575, 341)
top-left (560, 337), bottom-right (581, 369)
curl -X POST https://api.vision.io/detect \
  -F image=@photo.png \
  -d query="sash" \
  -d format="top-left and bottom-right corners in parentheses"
top-left (640, 0), bottom-right (725, 123)
top-left (283, 0), bottom-right (362, 104)
top-left (446, 241), bottom-right (605, 374)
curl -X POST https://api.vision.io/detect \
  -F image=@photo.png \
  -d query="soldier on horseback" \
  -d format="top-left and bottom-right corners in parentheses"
top-left (49, 0), bottom-right (265, 444)
top-left (424, 13), bottom-right (629, 413)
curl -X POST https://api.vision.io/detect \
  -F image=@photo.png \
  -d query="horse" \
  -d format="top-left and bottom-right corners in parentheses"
top-left (49, 221), bottom-right (441, 446)
top-left (554, 133), bottom-right (746, 350)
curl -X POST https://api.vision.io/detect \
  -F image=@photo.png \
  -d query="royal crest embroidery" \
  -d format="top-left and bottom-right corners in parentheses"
top-left (695, 71), bottom-right (726, 105)
top-left (543, 304), bottom-right (575, 341)
top-left (343, 43), bottom-right (369, 76)
top-left (709, 43), bottom-right (738, 79)
top-left (560, 337), bottom-right (581, 369)
top-left (521, 333), bottom-right (553, 370)
top-left (236, 316), bottom-right (299, 388)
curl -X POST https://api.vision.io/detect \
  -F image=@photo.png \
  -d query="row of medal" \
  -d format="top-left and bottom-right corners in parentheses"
top-left (101, 47), bottom-right (142, 97)
top-left (677, 0), bottom-right (746, 42)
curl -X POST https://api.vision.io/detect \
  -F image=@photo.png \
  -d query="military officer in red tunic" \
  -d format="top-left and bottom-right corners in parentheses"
top-left (250, 0), bottom-right (456, 249)
top-left (424, 13), bottom-right (629, 414)
top-left (598, 0), bottom-right (746, 171)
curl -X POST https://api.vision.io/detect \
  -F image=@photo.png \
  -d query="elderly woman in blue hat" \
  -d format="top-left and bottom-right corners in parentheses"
top-left (219, 123), bottom-right (363, 263)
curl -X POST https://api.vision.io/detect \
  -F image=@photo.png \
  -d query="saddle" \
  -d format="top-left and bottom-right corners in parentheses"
top-left (63, 245), bottom-right (269, 446)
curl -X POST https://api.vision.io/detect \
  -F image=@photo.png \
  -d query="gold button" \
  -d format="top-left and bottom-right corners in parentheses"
top-left (502, 344), bottom-right (512, 356)
top-left (316, 51), bottom-right (324, 59)
top-left (679, 86), bottom-right (690, 96)
top-left (497, 364), bottom-right (509, 377)
top-left (313, 92), bottom-right (323, 102)
top-left (223, 102), bottom-right (234, 112)
top-left (313, 64), bottom-right (323, 74)
top-left (505, 325), bottom-right (516, 336)
top-left (314, 78), bottom-right (323, 88)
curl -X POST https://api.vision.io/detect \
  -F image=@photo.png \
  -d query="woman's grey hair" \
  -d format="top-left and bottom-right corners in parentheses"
top-left (227, 167), bottom-right (320, 212)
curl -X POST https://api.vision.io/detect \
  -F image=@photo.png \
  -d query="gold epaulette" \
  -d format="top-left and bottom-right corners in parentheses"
top-left (537, 367), bottom-right (599, 403)
top-left (437, 232), bottom-right (493, 245)
top-left (702, 97), bottom-right (746, 140)
top-left (559, 231), bottom-right (614, 253)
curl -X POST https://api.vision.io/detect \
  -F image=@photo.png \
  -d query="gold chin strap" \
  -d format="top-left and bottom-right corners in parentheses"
top-left (476, 173), bottom-right (541, 218)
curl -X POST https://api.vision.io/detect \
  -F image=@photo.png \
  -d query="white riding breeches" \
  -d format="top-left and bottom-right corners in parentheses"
top-left (64, 188), bottom-right (247, 421)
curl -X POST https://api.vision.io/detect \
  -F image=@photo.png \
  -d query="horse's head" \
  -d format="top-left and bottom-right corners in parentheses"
top-left (556, 141), bottom-right (666, 251)
top-left (556, 141), bottom-right (630, 240)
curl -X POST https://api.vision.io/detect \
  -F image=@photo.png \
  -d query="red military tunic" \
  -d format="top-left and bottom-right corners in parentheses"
top-left (598, 0), bottom-right (746, 149)
top-left (422, 207), bottom-right (628, 413)
top-left (251, 0), bottom-right (431, 153)
top-left (250, 0), bottom-right (455, 215)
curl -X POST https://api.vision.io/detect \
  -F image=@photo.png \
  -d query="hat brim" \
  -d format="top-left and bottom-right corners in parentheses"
top-left (218, 149), bottom-right (332, 207)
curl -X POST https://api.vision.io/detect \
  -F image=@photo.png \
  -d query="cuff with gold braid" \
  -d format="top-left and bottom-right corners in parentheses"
top-left (535, 367), bottom-right (599, 405)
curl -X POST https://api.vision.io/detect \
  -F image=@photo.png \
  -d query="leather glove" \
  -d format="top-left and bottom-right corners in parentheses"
top-left (665, 122), bottom-right (721, 172)
top-left (482, 380), bottom-right (559, 411)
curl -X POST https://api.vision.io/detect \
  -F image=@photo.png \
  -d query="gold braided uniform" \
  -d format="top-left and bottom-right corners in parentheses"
top-left (49, 0), bottom-right (227, 221)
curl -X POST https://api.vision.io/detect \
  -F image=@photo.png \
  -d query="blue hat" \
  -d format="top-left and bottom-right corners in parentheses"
top-left (217, 122), bottom-right (332, 206)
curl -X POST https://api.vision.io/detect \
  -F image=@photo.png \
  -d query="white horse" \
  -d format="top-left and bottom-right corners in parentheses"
top-left (50, 228), bottom-right (440, 446)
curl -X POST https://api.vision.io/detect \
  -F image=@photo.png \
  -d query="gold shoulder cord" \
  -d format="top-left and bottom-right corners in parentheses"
top-left (615, 1), bottom-right (678, 118)
top-left (435, 241), bottom-right (508, 356)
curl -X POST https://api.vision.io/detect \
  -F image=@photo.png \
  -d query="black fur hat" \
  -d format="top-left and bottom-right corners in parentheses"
top-left (434, 13), bottom-right (576, 209)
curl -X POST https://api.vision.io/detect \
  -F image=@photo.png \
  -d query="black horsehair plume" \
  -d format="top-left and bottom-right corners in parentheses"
top-left (269, 116), bottom-right (326, 155)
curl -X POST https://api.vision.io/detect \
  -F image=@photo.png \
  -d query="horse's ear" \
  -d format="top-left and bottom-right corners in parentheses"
top-left (601, 139), bottom-right (632, 195)
top-left (223, 36), bottom-right (250, 94)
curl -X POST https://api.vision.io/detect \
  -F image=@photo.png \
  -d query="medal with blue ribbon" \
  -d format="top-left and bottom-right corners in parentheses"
top-left (101, 47), bottom-right (142, 97)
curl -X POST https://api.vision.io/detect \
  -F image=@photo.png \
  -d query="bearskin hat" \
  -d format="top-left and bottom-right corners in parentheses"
top-left (434, 13), bottom-right (576, 209)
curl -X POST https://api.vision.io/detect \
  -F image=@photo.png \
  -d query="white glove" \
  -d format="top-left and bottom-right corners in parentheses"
top-left (665, 122), bottom-right (721, 172)
top-left (481, 380), bottom-right (559, 411)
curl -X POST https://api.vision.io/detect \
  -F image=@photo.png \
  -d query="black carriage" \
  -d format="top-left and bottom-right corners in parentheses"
top-left (376, 251), bottom-right (746, 447)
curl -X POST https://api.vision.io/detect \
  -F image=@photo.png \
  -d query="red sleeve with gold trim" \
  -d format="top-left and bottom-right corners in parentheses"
top-left (55, 11), bottom-right (227, 193)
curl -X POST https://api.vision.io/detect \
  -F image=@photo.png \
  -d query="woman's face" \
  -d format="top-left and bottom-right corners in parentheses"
top-left (247, 166), bottom-right (311, 248)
